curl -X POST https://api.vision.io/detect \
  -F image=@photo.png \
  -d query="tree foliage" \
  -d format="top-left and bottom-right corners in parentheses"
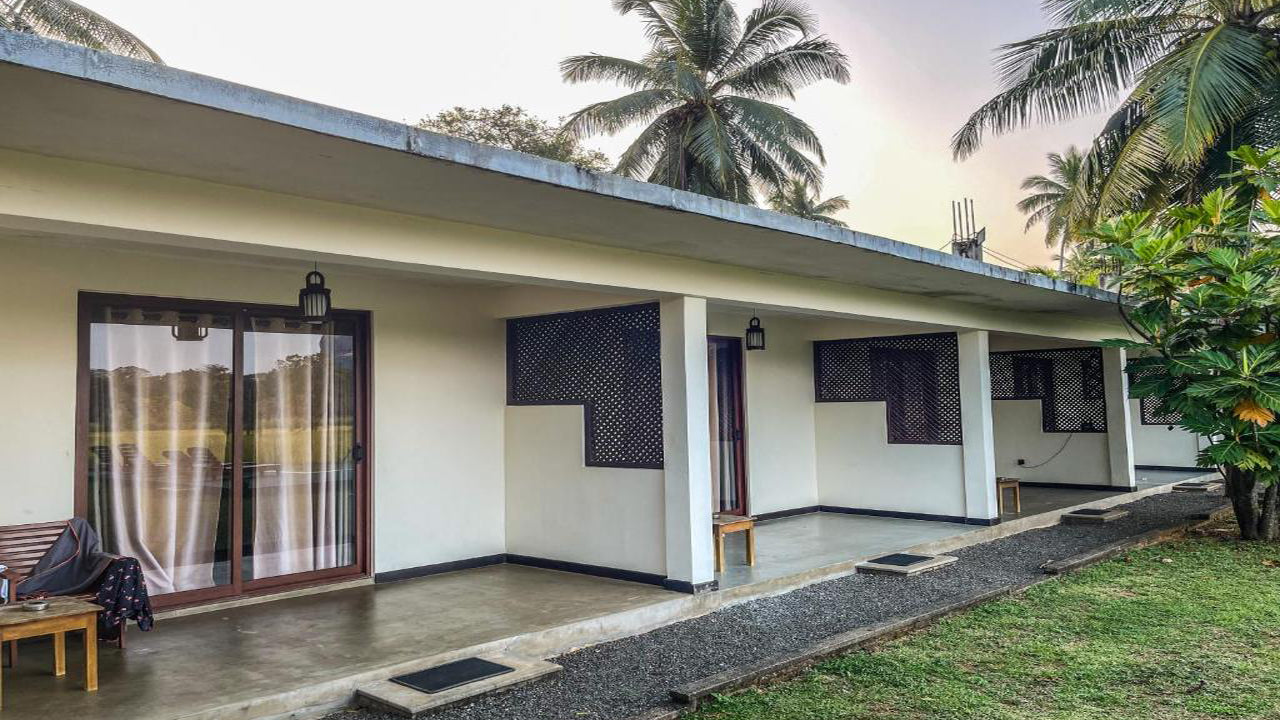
top-left (767, 177), bottom-right (848, 225)
top-left (0, 0), bottom-right (162, 62)
top-left (1091, 145), bottom-right (1280, 539)
top-left (1019, 146), bottom-right (1101, 253)
top-left (561, 0), bottom-right (849, 204)
top-left (956, 0), bottom-right (1280, 219)
top-left (417, 105), bottom-right (611, 171)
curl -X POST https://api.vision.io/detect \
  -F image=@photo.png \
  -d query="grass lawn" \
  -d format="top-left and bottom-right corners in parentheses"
top-left (692, 527), bottom-right (1280, 719)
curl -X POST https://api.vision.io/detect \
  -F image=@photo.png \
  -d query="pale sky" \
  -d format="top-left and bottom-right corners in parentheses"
top-left (87, 0), bottom-right (1107, 269)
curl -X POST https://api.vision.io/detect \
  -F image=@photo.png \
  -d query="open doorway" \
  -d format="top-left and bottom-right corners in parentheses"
top-left (708, 336), bottom-right (748, 515)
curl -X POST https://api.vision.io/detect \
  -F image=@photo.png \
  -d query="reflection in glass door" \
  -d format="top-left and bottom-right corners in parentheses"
top-left (86, 306), bottom-right (235, 596)
top-left (243, 316), bottom-right (358, 582)
top-left (82, 296), bottom-right (367, 606)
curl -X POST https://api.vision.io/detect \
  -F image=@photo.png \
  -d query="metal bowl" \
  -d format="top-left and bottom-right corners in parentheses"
top-left (22, 599), bottom-right (49, 612)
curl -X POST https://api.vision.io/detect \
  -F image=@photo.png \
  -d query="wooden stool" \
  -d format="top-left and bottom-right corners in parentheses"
top-left (712, 514), bottom-right (756, 572)
top-left (997, 477), bottom-right (1021, 513)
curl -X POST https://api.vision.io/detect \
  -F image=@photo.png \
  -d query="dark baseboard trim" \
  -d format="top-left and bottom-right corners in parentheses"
top-left (754, 505), bottom-right (821, 522)
top-left (1018, 481), bottom-right (1137, 492)
top-left (663, 579), bottom-right (720, 595)
top-left (819, 505), bottom-right (970, 525)
top-left (373, 553), bottom-right (505, 584)
top-left (964, 517), bottom-right (1001, 526)
top-left (505, 554), bottom-right (667, 588)
top-left (1135, 464), bottom-right (1209, 473)
top-left (375, 552), bottom-right (709, 593)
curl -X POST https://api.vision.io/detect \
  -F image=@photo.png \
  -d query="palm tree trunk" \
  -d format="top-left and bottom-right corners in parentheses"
top-left (1058, 235), bottom-right (1066, 273)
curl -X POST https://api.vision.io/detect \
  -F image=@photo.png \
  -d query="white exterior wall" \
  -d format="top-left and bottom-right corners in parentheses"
top-left (992, 400), bottom-right (1110, 485)
top-left (807, 319), bottom-right (971, 520)
top-left (0, 236), bottom-right (508, 575)
top-left (814, 404), bottom-right (967, 517)
top-left (1130, 400), bottom-right (1203, 468)
top-left (503, 406), bottom-right (665, 574)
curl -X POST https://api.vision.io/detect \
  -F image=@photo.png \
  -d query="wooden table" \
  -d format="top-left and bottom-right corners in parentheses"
top-left (0, 597), bottom-right (98, 708)
top-left (712, 514), bottom-right (756, 572)
top-left (997, 476), bottom-right (1022, 514)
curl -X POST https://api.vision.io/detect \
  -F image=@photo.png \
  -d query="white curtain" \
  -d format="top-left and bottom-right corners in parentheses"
top-left (707, 341), bottom-right (739, 514)
top-left (94, 313), bottom-right (230, 595)
top-left (245, 322), bottom-right (354, 580)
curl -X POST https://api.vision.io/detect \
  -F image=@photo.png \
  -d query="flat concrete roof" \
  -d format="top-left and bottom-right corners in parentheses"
top-left (0, 30), bottom-right (1121, 318)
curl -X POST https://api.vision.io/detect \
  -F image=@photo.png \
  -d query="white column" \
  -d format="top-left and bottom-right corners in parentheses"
top-left (1103, 346), bottom-right (1137, 489)
top-left (659, 296), bottom-right (715, 592)
top-left (957, 330), bottom-right (999, 523)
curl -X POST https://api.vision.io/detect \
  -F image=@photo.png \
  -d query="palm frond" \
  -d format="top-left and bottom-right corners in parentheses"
top-left (952, 15), bottom-right (1184, 159)
top-left (560, 54), bottom-right (658, 88)
top-left (715, 35), bottom-right (850, 99)
top-left (1141, 23), bottom-right (1275, 165)
top-left (686, 108), bottom-right (740, 192)
top-left (1091, 101), bottom-right (1173, 214)
top-left (612, 0), bottom-right (691, 55)
top-left (561, 89), bottom-right (679, 138)
top-left (1017, 191), bottom-right (1066, 215)
top-left (718, 0), bottom-right (816, 73)
top-left (1042, 0), bottom-right (1184, 24)
top-left (811, 194), bottom-right (849, 214)
top-left (10, 0), bottom-right (162, 62)
top-left (613, 110), bottom-right (683, 177)
top-left (719, 95), bottom-right (824, 158)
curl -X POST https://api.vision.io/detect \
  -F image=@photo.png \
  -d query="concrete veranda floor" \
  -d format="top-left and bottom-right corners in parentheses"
top-left (0, 564), bottom-right (675, 720)
top-left (0, 471), bottom-right (1207, 720)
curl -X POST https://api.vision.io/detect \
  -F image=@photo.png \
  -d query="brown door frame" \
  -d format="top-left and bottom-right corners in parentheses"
top-left (75, 292), bottom-right (373, 609)
top-left (708, 335), bottom-right (749, 516)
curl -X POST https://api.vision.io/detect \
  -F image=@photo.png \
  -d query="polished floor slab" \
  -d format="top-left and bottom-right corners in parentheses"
top-left (716, 513), bottom-right (979, 590)
top-left (0, 564), bottom-right (674, 720)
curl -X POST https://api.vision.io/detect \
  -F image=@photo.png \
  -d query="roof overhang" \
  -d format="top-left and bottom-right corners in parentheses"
top-left (0, 30), bottom-right (1122, 319)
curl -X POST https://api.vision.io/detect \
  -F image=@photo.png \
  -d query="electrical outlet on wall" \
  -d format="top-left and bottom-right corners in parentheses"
top-left (1017, 459), bottom-right (1026, 466)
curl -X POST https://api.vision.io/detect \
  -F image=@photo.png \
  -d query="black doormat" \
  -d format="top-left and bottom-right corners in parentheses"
top-left (391, 658), bottom-right (515, 695)
top-left (1070, 508), bottom-right (1110, 516)
top-left (868, 553), bottom-right (932, 567)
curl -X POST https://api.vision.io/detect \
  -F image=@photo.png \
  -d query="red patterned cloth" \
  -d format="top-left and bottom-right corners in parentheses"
top-left (94, 557), bottom-right (154, 640)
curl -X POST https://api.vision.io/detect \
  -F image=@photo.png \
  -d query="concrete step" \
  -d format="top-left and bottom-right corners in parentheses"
top-left (356, 655), bottom-right (561, 718)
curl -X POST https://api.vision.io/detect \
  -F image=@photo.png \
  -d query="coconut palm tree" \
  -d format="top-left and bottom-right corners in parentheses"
top-left (1, 0), bottom-right (162, 62)
top-left (1017, 146), bottom-right (1099, 271)
top-left (561, 0), bottom-right (849, 204)
top-left (953, 0), bottom-right (1280, 216)
top-left (768, 177), bottom-right (849, 225)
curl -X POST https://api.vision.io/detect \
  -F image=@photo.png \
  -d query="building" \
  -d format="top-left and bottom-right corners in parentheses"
top-left (0, 29), bottom-right (1203, 613)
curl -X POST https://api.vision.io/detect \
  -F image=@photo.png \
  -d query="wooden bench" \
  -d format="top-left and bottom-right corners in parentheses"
top-left (0, 521), bottom-right (124, 669)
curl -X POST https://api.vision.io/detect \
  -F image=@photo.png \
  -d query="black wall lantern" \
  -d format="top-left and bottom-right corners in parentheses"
top-left (299, 268), bottom-right (332, 323)
top-left (745, 316), bottom-right (766, 351)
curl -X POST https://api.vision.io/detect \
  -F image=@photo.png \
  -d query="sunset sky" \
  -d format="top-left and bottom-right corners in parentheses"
top-left (87, 0), bottom-right (1110, 269)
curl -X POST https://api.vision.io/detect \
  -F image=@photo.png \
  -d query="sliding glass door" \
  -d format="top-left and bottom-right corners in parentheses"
top-left (242, 315), bottom-right (358, 583)
top-left (80, 295), bottom-right (368, 606)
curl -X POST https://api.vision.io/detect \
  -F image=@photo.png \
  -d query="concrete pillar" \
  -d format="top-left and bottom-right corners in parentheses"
top-left (1103, 346), bottom-right (1137, 489)
top-left (957, 330), bottom-right (999, 523)
top-left (659, 296), bottom-right (716, 592)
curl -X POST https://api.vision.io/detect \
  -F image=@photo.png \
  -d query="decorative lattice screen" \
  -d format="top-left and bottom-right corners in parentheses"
top-left (1126, 359), bottom-right (1183, 425)
top-left (991, 348), bottom-right (1107, 433)
top-left (507, 303), bottom-right (663, 468)
top-left (813, 332), bottom-right (962, 445)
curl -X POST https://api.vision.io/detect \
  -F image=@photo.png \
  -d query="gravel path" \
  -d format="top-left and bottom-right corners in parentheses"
top-left (334, 491), bottom-right (1224, 720)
